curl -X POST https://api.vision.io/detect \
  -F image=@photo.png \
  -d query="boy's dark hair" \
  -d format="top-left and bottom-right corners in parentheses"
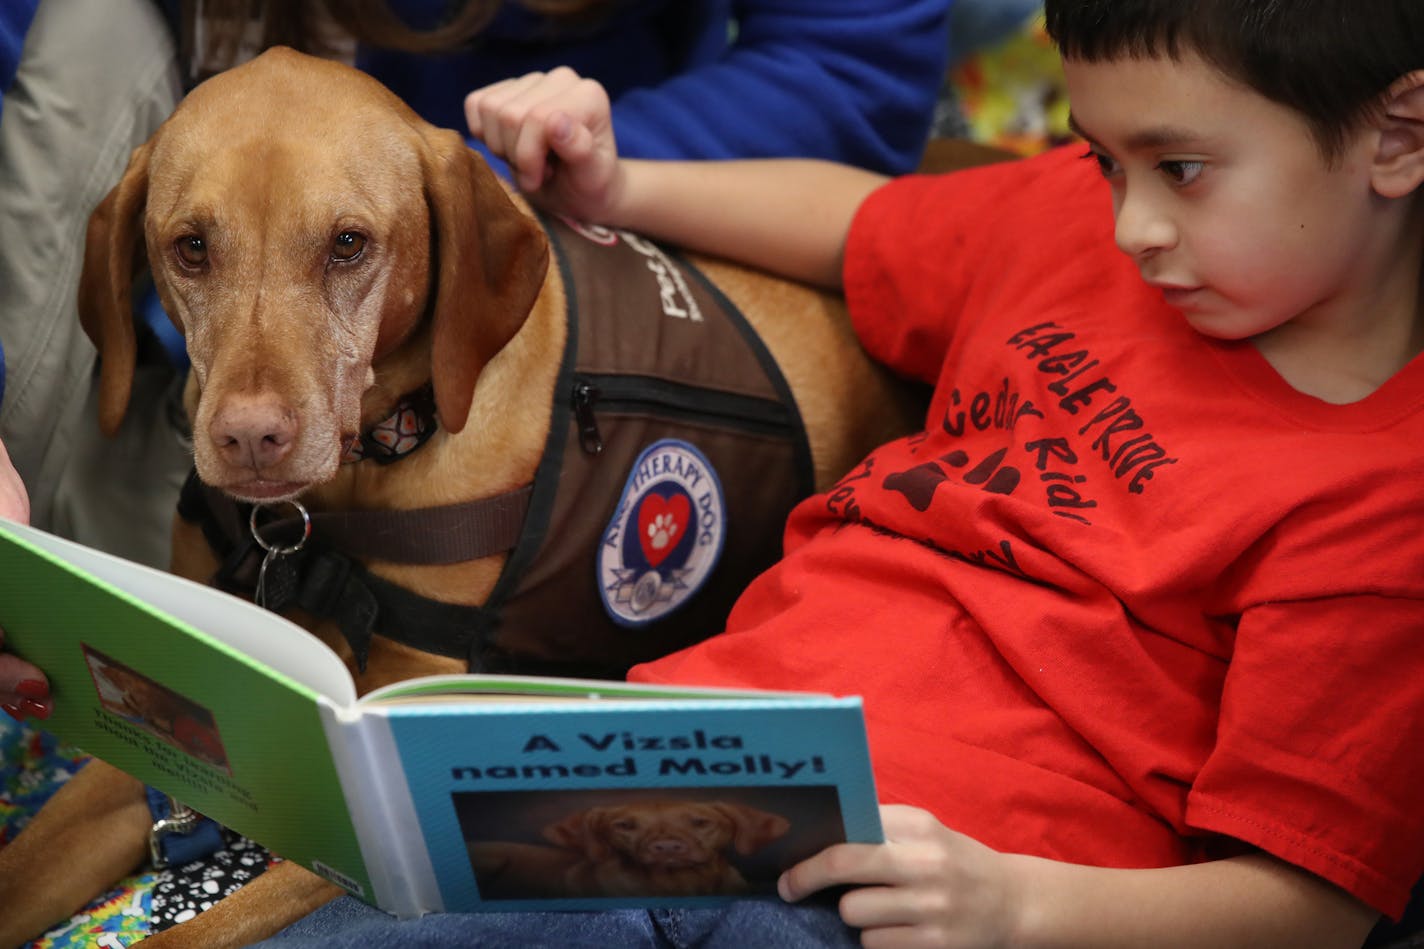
top-left (1043, 0), bottom-right (1424, 162)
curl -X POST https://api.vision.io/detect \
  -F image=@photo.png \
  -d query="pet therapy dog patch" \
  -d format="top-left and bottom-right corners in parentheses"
top-left (599, 439), bottom-right (726, 627)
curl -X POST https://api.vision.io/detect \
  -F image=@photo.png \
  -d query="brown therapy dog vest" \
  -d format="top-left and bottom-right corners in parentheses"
top-left (485, 216), bottom-right (812, 673)
top-left (182, 215), bottom-right (811, 678)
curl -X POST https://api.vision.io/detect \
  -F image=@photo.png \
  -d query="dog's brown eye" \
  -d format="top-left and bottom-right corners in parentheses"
top-left (332, 231), bottom-right (366, 262)
top-left (175, 235), bottom-right (207, 268)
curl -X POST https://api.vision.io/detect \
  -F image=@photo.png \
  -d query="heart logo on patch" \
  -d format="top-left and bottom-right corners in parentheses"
top-left (598, 439), bottom-right (726, 628)
top-left (638, 492), bottom-right (690, 567)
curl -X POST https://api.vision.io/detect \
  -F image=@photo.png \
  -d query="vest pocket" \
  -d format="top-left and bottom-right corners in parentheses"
top-left (570, 375), bottom-right (798, 456)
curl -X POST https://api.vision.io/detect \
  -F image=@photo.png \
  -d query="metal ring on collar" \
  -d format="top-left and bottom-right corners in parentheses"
top-left (249, 498), bottom-right (312, 554)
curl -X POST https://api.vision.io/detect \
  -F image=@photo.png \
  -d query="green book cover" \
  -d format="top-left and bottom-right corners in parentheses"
top-left (0, 520), bottom-right (373, 899)
top-left (0, 521), bottom-right (882, 915)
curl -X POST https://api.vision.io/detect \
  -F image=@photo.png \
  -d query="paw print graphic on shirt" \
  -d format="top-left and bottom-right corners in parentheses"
top-left (884, 447), bottom-right (1021, 512)
top-left (647, 513), bottom-right (679, 550)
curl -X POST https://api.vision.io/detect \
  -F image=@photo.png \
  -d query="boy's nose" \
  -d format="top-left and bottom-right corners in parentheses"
top-left (1113, 191), bottom-right (1177, 259)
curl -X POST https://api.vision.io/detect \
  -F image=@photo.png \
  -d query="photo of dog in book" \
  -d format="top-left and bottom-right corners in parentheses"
top-left (84, 645), bottom-right (231, 772)
top-left (461, 786), bottom-right (846, 900)
top-left (546, 797), bottom-right (790, 897)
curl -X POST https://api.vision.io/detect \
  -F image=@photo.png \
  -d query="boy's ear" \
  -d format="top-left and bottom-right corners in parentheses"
top-left (1371, 70), bottom-right (1424, 199)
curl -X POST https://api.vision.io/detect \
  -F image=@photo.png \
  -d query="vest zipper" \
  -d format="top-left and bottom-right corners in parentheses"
top-left (572, 378), bottom-right (605, 454)
top-left (571, 375), bottom-right (797, 456)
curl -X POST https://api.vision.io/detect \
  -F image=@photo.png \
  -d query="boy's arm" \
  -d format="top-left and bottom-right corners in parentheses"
top-left (608, 158), bottom-right (886, 289)
top-left (465, 68), bottom-right (887, 289)
top-left (781, 804), bottom-right (1378, 949)
top-left (1005, 850), bottom-right (1376, 949)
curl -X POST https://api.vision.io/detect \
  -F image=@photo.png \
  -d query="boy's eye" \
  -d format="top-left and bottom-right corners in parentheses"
top-left (1158, 159), bottom-right (1205, 186)
top-left (1080, 148), bottom-right (1120, 178)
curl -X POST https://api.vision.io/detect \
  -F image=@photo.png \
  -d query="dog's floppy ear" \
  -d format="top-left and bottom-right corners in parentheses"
top-left (418, 127), bottom-right (549, 434)
top-left (544, 807), bottom-right (614, 861)
top-left (77, 141), bottom-right (152, 436)
top-left (712, 803), bottom-right (791, 855)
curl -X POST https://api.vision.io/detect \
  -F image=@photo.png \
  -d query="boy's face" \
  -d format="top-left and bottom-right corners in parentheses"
top-left (1063, 52), bottom-right (1384, 345)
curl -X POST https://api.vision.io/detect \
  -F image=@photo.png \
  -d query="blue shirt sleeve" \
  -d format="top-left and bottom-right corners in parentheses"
top-left (363, 0), bottom-right (953, 177)
top-left (0, 0), bottom-right (40, 123)
top-left (611, 0), bottom-right (953, 175)
top-left (0, 0), bottom-right (38, 398)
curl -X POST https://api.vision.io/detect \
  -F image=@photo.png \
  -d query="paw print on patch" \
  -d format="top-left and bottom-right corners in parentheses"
top-left (646, 513), bottom-right (679, 550)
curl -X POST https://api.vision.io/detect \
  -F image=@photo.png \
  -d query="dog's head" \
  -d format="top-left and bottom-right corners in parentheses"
top-left (78, 47), bottom-right (548, 501)
top-left (544, 799), bottom-right (791, 870)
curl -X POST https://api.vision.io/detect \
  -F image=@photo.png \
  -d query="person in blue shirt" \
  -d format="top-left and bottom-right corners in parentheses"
top-left (181, 0), bottom-right (954, 176)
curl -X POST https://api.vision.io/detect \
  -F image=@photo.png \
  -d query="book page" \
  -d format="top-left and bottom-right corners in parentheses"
top-left (362, 673), bottom-right (820, 705)
top-left (0, 521), bottom-right (372, 898)
top-left (0, 522), bottom-right (355, 701)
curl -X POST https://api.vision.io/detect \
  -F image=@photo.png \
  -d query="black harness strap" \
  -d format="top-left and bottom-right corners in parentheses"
top-left (252, 485), bottom-right (532, 566)
top-left (178, 471), bottom-right (498, 671)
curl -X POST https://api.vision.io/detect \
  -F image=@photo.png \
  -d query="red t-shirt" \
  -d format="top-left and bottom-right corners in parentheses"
top-left (632, 145), bottom-right (1424, 917)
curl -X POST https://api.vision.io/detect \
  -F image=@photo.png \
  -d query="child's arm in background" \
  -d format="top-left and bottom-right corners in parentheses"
top-left (465, 68), bottom-right (887, 290)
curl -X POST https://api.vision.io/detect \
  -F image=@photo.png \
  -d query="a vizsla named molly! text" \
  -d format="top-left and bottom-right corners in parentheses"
top-left (0, 48), bottom-right (924, 946)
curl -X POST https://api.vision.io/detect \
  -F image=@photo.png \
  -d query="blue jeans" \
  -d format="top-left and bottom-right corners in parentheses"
top-left (248, 895), bottom-right (859, 949)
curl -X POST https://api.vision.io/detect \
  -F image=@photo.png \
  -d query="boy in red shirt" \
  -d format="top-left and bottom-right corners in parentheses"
top-left (463, 0), bottom-right (1424, 945)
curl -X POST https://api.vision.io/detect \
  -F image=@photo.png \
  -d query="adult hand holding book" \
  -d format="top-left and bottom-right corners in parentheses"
top-left (0, 436), bottom-right (49, 721)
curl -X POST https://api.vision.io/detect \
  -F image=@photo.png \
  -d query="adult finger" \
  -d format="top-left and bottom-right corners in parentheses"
top-left (0, 438), bottom-right (29, 524)
top-left (0, 653), bottom-right (50, 720)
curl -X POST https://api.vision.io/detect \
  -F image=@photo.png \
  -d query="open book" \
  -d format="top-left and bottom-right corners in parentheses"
top-left (0, 520), bottom-right (881, 915)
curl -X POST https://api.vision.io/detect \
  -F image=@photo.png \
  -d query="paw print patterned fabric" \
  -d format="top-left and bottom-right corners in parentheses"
top-left (149, 833), bottom-right (277, 931)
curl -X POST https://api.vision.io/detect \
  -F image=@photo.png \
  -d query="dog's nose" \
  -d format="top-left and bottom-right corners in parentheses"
top-left (648, 839), bottom-right (691, 858)
top-left (210, 393), bottom-right (297, 470)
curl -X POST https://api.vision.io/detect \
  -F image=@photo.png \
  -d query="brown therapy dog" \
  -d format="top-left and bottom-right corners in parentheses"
top-left (0, 47), bottom-right (927, 946)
